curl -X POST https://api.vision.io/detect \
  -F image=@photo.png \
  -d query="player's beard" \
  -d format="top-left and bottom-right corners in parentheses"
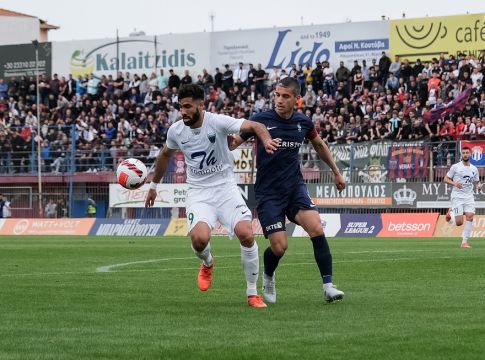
top-left (183, 109), bottom-right (200, 127)
top-left (462, 155), bottom-right (470, 163)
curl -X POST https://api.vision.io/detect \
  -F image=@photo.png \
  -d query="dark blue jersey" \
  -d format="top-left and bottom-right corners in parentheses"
top-left (243, 110), bottom-right (317, 196)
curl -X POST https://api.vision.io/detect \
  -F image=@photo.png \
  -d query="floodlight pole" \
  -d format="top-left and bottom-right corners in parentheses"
top-left (209, 12), bottom-right (215, 32)
top-left (32, 40), bottom-right (42, 217)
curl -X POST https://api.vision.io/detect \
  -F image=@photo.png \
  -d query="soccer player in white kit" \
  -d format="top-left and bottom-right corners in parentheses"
top-left (145, 84), bottom-right (280, 307)
top-left (444, 147), bottom-right (482, 248)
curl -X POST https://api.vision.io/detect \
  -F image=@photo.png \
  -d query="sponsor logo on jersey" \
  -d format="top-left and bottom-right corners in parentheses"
top-left (189, 164), bottom-right (224, 175)
top-left (265, 221), bottom-right (283, 232)
top-left (278, 140), bottom-right (303, 149)
top-left (207, 133), bottom-right (216, 143)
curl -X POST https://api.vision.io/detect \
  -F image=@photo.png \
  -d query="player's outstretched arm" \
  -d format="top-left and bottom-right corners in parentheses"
top-left (145, 145), bottom-right (176, 208)
top-left (310, 135), bottom-right (345, 192)
top-left (240, 120), bottom-right (280, 154)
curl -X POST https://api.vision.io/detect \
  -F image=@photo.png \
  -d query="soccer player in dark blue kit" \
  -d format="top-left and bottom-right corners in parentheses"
top-left (229, 77), bottom-right (346, 303)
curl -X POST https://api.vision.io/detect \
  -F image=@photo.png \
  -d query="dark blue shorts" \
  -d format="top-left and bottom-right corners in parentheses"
top-left (256, 183), bottom-right (317, 238)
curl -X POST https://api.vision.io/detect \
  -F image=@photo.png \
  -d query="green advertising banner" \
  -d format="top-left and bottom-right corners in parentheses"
top-left (0, 42), bottom-right (52, 79)
top-left (328, 141), bottom-right (390, 182)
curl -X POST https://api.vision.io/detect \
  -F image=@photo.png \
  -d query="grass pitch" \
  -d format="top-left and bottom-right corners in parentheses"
top-left (0, 235), bottom-right (484, 360)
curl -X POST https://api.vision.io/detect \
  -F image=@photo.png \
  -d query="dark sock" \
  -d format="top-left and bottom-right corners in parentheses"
top-left (264, 246), bottom-right (282, 277)
top-left (311, 234), bottom-right (332, 284)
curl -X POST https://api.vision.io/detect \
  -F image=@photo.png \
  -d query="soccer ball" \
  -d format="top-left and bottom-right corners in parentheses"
top-left (116, 158), bottom-right (148, 190)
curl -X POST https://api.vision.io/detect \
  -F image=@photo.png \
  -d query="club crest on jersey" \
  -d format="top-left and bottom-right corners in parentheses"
top-left (207, 133), bottom-right (216, 143)
top-left (297, 123), bottom-right (302, 132)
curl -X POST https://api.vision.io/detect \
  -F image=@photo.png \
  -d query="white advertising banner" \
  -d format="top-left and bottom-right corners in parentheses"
top-left (292, 214), bottom-right (341, 238)
top-left (211, 21), bottom-right (389, 70)
top-left (231, 146), bottom-right (254, 173)
top-left (52, 33), bottom-right (211, 78)
top-left (109, 183), bottom-right (188, 208)
top-left (232, 146), bottom-right (255, 183)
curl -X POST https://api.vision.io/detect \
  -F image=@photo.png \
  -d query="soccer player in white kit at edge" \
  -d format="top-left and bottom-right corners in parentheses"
top-left (145, 84), bottom-right (280, 308)
top-left (444, 146), bottom-right (482, 248)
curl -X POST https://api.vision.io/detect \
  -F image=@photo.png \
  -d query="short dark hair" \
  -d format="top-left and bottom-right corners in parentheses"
top-left (276, 77), bottom-right (300, 96)
top-left (178, 84), bottom-right (204, 101)
top-left (462, 146), bottom-right (471, 151)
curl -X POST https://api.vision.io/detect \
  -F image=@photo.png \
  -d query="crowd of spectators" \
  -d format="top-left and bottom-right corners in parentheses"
top-left (0, 50), bottom-right (484, 174)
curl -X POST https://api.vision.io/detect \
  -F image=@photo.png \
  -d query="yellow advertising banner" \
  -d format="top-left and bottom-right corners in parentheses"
top-left (434, 215), bottom-right (485, 238)
top-left (164, 219), bottom-right (265, 236)
top-left (164, 218), bottom-right (188, 236)
top-left (390, 13), bottom-right (485, 62)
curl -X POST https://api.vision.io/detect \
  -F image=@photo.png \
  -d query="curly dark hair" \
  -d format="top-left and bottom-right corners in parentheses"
top-left (178, 84), bottom-right (205, 101)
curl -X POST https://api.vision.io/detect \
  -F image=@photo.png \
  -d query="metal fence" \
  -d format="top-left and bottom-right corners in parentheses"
top-left (1, 137), bottom-right (484, 218)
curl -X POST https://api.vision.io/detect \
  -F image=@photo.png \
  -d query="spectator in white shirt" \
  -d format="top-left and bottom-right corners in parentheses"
top-left (24, 110), bottom-right (37, 127)
top-left (464, 117), bottom-right (476, 139)
top-left (254, 94), bottom-right (266, 112)
top-left (148, 72), bottom-right (158, 91)
top-left (477, 118), bottom-right (485, 138)
top-left (1, 194), bottom-right (11, 218)
top-left (83, 125), bottom-right (98, 143)
top-left (304, 85), bottom-right (317, 108)
top-left (389, 55), bottom-right (401, 77)
top-left (167, 105), bottom-right (180, 125)
top-left (87, 74), bottom-right (99, 97)
top-left (268, 66), bottom-right (280, 87)
top-left (233, 62), bottom-right (248, 86)
top-left (471, 65), bottom-right (483, 88)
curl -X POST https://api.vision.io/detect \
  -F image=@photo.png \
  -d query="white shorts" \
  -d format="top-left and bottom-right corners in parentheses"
top-left (185, 183), bottom-right (251, 238)
top-left (451, 197), bottom-right (475, 215)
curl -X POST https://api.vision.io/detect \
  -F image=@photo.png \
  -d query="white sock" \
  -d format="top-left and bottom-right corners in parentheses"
top-left (462, 220), bottom-right (473, 244)
top-left (241, 242), bottom-right (259, 296)
top-left (192, 242), bottom-right (213, 267)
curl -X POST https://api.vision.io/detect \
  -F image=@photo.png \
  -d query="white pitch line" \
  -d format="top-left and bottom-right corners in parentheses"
top-left (0, 271), bottom-right (87, 278)
top-left (96, 254), bottom-right (242, 273)
top-left (94, 249), bottom-right (441, 273)
top-left (0, 255), bottom-right (460, 278)
top-left (0, 249), bottom-right (466, 278)
top-left (344, 249), bottom-right (436, 254)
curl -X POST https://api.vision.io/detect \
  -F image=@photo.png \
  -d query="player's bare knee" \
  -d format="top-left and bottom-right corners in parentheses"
top-left (306, 226), bottom-right (324, 238)
top-left (272, 244), bottom-right (287, 257)
top-left (238, 232), bottom-right (254, 247)
top-left (191, 235), bottom-right (210, 252)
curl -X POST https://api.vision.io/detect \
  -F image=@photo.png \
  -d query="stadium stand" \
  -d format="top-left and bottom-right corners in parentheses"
top-left (0, 50), bottom-right (484, 217)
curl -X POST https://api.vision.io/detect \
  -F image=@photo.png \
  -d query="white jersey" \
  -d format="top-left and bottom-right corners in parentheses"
top-left (446, 161), bottom-right (479, 199)
top-left (166, 112), bottom-right (244, 188)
